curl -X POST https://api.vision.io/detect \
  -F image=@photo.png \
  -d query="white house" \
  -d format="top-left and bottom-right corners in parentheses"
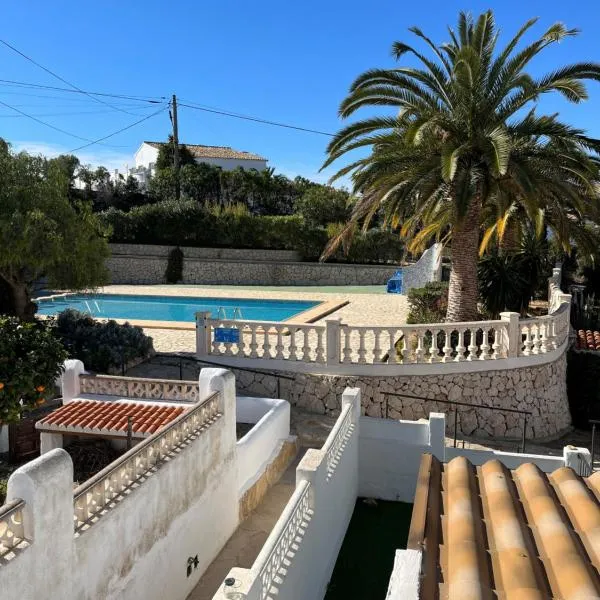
top-left (130, 140), bottom-right (268, 186)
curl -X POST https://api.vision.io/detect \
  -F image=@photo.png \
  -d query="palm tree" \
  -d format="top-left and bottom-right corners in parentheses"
top-left (323, 11), bottom-right (600, 321)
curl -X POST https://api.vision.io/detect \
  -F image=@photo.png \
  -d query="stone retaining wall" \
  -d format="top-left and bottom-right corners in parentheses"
top-left (107, 243), bottom-right (441, 287)
top-left (109, 243), bottom-right (301, 262)
top-left (201, 350), bottom-right (570, 440)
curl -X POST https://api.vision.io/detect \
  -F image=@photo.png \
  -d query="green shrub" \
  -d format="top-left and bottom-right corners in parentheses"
top-left (0, 317), bottom-right (68, 424)
top-left (407, 282), bottom-right (449, 324)
top-left (165, 247), bottom-right (184, 283)
top-left (567, 350), bottom-right (600, 429)
top-left (295, 186), bottom-right (350, 227)
top-left (51, 310), bottom-right (154, 373)
top-left (100, 200), bottom-right (406, 264)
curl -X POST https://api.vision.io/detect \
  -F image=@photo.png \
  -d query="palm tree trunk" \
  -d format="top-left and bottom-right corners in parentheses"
top-left (499, 219), bottom-right (520, 254)
top-left (446, 200), bottom-right (481, 322)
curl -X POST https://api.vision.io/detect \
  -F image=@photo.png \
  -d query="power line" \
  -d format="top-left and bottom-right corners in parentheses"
top-left (0, 78), bottom-right (165, 103)
top-left (0, 108), bottom-right (159, 118)
top-left (0, 98), bottom-right (129, 148)
top-left (68, 104), bottom-right (168, 152)
top-left (0, 39), bottom-right (153, 115)
top-left (178, 101), bottom-right (334, 137)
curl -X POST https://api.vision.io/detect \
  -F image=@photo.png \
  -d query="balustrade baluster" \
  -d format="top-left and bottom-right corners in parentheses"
top-left (455, 329), bottom-right (466, 361)
top-left (387, 329), bottom-right (397, 364)
top-left (522, 326), bottom-right (533, 355)
top-left (539, 322), bottom-right (549, 353)
top-left (301, 329), bottom-right (312, 361)
top-left (442, 329), bottom-right (453, 362)
top-left (413, 330), bottom-right (424, 363)
top-left (357, 330), bottom-right (367, 364)
top-left (275, 326), bottom-right (284, 359)
top-left (342, 328), bottom-right (353, 363)
top-left (467, 329), bottom-right (478, 361)
top-left (289, 327), bottom-right (298, 360)
top-left (315, 328), bottom-right (325, 363)
top-left (373, 329), bottom-right (383, 362)
top-left (261, 326), bottom-right (270, 358)
top-left (249, 325), bottom-right (258, 358)
top-left (479, 329), bottom-right (490, 360)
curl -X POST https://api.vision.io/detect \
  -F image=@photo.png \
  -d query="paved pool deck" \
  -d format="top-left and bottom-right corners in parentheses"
top-left (98, 285), bottom-right (409, 354)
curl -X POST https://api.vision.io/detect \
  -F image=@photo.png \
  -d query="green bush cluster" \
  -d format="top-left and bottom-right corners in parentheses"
top-left (567, 350), bottom-right (600, 429)
top-left (51, 309), bottom-right (154, 374)
top-left (406, 282), bottom-right (449, 324)
top-left (0, 317), bottom-right (68, 424)
top-left (101, 200), bottom-right (404, 263)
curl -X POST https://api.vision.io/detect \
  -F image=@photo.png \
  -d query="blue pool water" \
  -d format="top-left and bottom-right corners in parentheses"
top-left (36, 293), bottom-right (319, 323)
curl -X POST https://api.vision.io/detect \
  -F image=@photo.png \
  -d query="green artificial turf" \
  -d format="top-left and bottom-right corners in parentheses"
top-left (324, 499), bottom-right (414, 600)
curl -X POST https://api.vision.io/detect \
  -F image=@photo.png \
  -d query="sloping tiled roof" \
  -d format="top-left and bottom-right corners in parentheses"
top-left (576, 329), bottom-right (600, 351)
top-left (409, 454), bottom-right (600, 599)
top-left (36, 400), bottom-right (186, 437)
top-left (144, 141), bottom-right (266, 161)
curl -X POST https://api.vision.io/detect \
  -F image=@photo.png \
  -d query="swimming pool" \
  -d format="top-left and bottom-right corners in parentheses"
top-left (36, 293), bottom-right (320, 323)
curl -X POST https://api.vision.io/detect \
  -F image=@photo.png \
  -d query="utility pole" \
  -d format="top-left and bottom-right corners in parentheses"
top-left (171, 93), bottom-right (180, 199)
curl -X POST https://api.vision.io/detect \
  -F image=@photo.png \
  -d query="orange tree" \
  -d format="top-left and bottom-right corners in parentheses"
top-left (0, 317), bottom-right (67, 424)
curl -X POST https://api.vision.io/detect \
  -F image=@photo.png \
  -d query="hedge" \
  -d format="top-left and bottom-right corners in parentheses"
top-left (566, 350), bottom-right (600, 429)
top-left (100, 200), bottom-right (404, 264)
top-left (51, 309), bottom-right (154, 374)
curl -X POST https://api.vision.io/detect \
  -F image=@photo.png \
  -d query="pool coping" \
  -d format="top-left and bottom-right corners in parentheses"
top-left (36, 294), bottom-right (348, 330)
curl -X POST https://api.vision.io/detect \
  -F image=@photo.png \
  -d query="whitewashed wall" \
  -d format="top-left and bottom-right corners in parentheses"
top-left (235, 396), bottom-right (291, 497)
top-left (214, 388), bottom-right (362, 600)
top-left (358, 413), bottom-right (586, 502)
top-left (1, 369), bottom-right (239, 600)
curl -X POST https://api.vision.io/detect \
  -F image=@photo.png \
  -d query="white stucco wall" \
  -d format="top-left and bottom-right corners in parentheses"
top-left (358, 412), bottom-right (575, 502)
top-left (134, 143), bottom-right (159, 169)
top-left (235, 396), bottom-right (291, 496)
top-left (1, 369), bottom-right (240, 600)
top-left (134, 143), bottom-right (267, 172)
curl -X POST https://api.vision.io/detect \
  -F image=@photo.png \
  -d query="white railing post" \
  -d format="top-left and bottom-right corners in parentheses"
top-left (195, 311), bottom-right (211, 358)
top-left (60, 359), bottom-right (85, 404)
top-left (500, 312), bottom-right (520, 358)
top-left (326, 318), bottom-right (341, 366)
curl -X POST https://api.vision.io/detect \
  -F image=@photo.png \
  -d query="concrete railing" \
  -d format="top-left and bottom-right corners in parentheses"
top-left (73, 390), bottom-right (221, 532)
top-left (0, 498), bottom-right (26, 558)
top-left (196, 268), bottom-right (571, 375)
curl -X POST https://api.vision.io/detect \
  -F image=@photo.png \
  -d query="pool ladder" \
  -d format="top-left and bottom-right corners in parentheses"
top-left (216, 306), bottom-right (243, 320)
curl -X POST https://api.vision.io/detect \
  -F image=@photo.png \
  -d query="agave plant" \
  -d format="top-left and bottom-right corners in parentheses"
top-left (323, 11), bottom-right (600, 321)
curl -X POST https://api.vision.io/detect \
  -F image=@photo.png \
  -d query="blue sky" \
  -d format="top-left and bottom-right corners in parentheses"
top-left (2, 1), bottom-right (600, 184)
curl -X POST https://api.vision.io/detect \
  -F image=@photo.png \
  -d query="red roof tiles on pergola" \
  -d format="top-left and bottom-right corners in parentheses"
top-left (36, 400), bottom-right (186, 437)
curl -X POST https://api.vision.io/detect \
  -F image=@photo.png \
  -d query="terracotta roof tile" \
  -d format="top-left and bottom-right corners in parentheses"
top-left (36, 400), bottom-right (186, 437)
top-left (409, 454), bottom-right (600, 599)
top-left (576, 329), bottom-right (600, 351)
top-left (144, 141), bottom-right (266, 162)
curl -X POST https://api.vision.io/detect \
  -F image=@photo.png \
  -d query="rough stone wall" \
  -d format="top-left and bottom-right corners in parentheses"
top-left (107, 243), bottom-right (440, 287)
top-left (207, 351), bottom-right (570, 440)
top-left (107, 254), bottom-right (402, 286)
top-left (109, 243), bottom-right (300, 262)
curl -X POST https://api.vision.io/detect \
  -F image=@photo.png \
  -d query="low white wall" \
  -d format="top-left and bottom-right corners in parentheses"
top-left (359, 414), bottom-right (445, 502)
top-left (358, 412), bottom-right (583, 502)
top-left (215, 388), bottom-right (362, 600)
top-left (1, 369), bottom-right (240, 600)
top-left (385, 549), bottom-right (422, 599)
top-left (235, 396), bottom-right (291, 497)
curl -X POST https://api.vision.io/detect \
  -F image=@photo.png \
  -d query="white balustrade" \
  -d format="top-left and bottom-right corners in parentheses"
top-left (0, 499), bottom-right (26, 557)
top-left (72, 391), bottom-right (221, 532)
top-left (80, 374), bottom-right (199, 402)
top-left (323, 402), bottom-right (355, 481)
top-left (196, 267), bottom-right (571, 371)
top-left (256, 479), bottom-right (313, 600)
top-left (207, 319), bottom-right (326, 363)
